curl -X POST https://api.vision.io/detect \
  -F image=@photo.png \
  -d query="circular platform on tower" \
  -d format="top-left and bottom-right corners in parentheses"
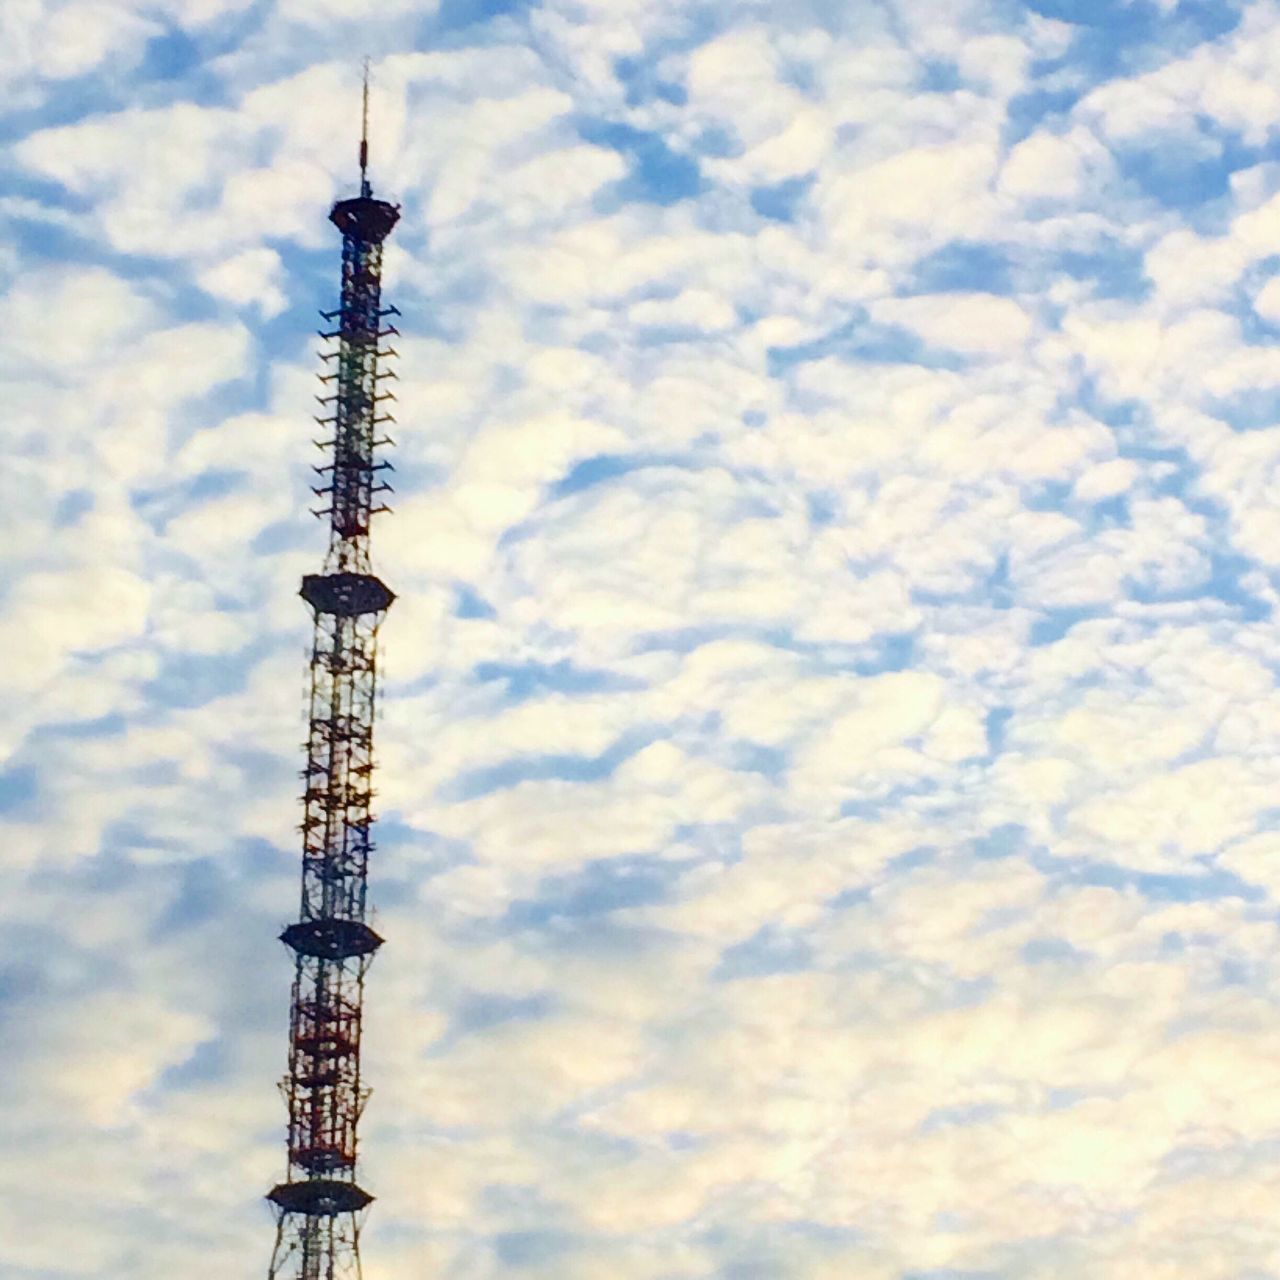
top-left (268, 1178), bottom-right (373, 1217)
top-left (329, 195), bottom-right (400, 244)
top-left (281, 917), bottom-right (384, 960)
top-left (300, 572), bottom-right (395, 618)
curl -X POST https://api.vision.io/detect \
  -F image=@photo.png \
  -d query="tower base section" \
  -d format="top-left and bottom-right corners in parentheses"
top-left (268, 1179), bottom-right (374, 1217)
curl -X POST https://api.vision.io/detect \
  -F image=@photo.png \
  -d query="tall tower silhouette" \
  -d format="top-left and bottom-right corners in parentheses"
top-left (267, 65), bottom-right (400, 1280)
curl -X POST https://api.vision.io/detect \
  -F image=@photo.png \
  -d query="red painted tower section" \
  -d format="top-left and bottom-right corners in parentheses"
top-left (267, 72), bottom-right (399, 1280)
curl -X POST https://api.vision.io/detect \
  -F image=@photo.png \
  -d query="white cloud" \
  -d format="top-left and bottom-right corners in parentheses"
top-left (1073, 457), bottom-right (1138, 502)
top-left (196, 247), bottom-right (287, 317)
top-left (0, 0), bottom-right (166, 100)
top-left (1077, 5), bottom-right (1280, 150)
top-left (1254, 273), bottom-right (1280, 324)
top-left (999, 126), bottom-right (1113, 202)
top-left (818, 138), bottom-right (1001, 264)
top-left (871, 292), bottom-right (1033, 355)
top-left (0, 265), bottom-right (156, 371)
top-left (274, 0), bottom-right (436, 23)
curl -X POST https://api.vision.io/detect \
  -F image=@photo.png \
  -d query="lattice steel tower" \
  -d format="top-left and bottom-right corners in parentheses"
top-left (267, 69), bottom-right (399, 1280)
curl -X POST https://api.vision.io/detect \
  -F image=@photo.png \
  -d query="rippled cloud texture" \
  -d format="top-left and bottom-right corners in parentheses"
top-left (7, 0), bottom-right (1280, 1276)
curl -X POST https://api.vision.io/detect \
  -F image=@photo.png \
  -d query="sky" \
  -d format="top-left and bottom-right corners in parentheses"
top-left (8, 0), bottom-right (1280, 1276)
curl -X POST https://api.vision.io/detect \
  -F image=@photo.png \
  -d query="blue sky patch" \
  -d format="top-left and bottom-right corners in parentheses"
top-left (579, 120), bottom-right (704, 205)
top-left (750, 174), bottom-right (813, 223)
top-left (505, 855), bottom-right (678, 927)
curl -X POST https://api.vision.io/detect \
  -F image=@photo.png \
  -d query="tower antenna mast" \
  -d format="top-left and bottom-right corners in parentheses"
top-left (359, 57), bottom-right (371, 197)
top-left (266, 63), bottom-right (401, 1280)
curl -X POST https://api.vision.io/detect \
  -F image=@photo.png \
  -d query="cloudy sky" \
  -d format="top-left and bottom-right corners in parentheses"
top-left (11, 0), bottom-right (1280, 1276)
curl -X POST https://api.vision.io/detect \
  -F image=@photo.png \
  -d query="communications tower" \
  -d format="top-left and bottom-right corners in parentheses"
top-left (267, 68), bottom-right (400, 1280)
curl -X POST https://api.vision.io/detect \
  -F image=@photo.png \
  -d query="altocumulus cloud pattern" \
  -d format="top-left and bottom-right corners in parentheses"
top-left (6, 0), bottom-right (1280, 1277)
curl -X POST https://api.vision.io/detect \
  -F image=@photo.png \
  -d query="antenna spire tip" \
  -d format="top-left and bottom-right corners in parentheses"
top-left (359, 57), bottom-right (371, 195)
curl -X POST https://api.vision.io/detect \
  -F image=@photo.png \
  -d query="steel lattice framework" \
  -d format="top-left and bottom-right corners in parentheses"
top-left (267, 82), bottom-right (400, 1280)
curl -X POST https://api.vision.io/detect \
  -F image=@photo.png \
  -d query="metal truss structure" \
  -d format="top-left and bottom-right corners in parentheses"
top-left (267, 75), bottom-right (400, 1280)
